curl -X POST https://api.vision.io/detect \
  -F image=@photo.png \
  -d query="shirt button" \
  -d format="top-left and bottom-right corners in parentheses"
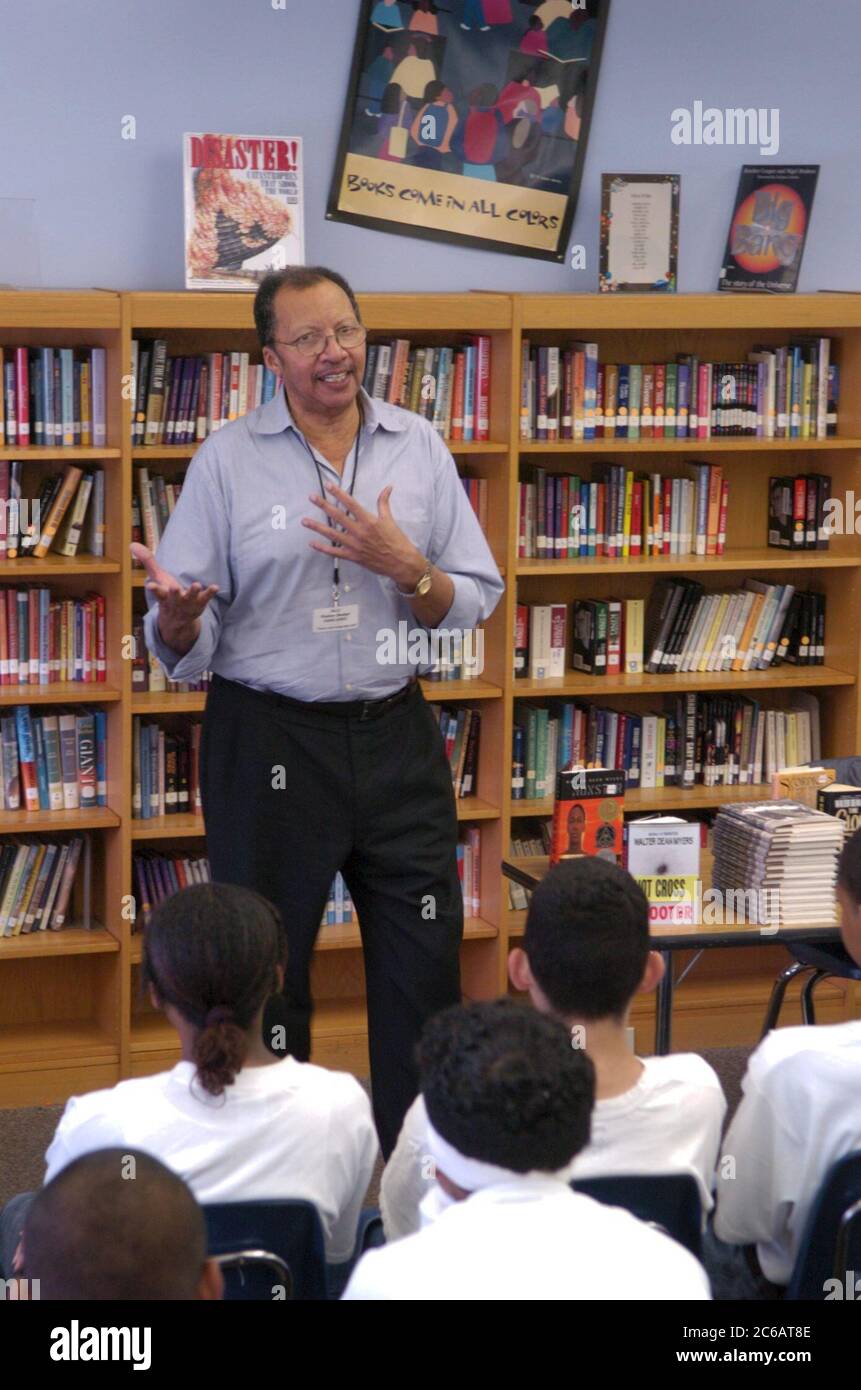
top-left (345, 634), bottom-right (352, 642)
top-left (344, 585), bottom-right (351, 592)
top-left (345, 683), bottom-right (353, 691)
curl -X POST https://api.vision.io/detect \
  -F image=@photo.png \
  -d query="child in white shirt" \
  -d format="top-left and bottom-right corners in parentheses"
top-left (382, 856), bottom-right (725, 1240)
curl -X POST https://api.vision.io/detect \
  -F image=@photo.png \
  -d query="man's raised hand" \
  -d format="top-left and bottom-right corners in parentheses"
top-left (130, 543), bottom-right (219, 655)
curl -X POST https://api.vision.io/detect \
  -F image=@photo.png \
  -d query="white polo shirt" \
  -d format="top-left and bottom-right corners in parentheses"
top-left (345, 1175), bottom-right (711, 1300)
top-left (381, 1054), bottom-right (725, 1241)
top-left (714, 1019), bottom-right (861, 1285)
top-left (44, 1057), bottom-right (378, 1264)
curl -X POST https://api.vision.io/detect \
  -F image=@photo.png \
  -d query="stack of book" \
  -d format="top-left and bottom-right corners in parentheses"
top-left (131, 343), bottom-right (281, 446)
top-left (1, 706), bottom-right (106, 811)
top-left (0, 586), bottom-right (106, 686)
top-left (712, 799), bottom-right (844, 925)
top-left (0, 836), bottom-right (86, 936)
top-left (132, 719), bottom-right (201, 819)
top-left (512, 692), bottom-right (821, 797)
top-left (517, 462), bottom-right (728, 561)
top-left (132, 851), bottom-right (211, 929)
top-left (362, 336), bottom-right (491, 441)
top-left (520, 339), bottom-right (839, 441)
top-left (0, 462), bottom-right (106, 561)
top-left (0, 347), bottom-right (107, 447)
top-left (432, 705), bottom-right (481, 798)
top-left (458, 827), bottom-right (481, 917)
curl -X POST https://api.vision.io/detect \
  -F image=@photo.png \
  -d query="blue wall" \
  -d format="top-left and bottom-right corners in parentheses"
top-left (0, 0), bottom-right (857, 293)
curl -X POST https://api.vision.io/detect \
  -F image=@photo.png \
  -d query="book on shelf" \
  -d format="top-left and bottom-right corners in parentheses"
top-left (459, 471), bottom-right (488, 534)
top-left (519, 338), bottom-right (839, 442)
top-left (457, 826), bottom-right (481, 917)
top-left (549, 766), bottom-right (624, 866)
top-left (0, 462), bottom-right (105, 560)
top-left (363, 336), bottom-right (491, 442)
top-left (0, 346), bottom-right (106, 447)
top-left (130, 618), bottom-right (210, 694)
top-left (507, 820), bottom-right (552, 910)
top-left (132, 718), bottom-right (201, 820)
top-left (131, 342), bottom-right (281, 447)
top-left (512, 693), bottom-right (822, 796)
top-left (517, 462), bottom-right (728, 561)
top-left (768, 474), bottom-right (831, 550)
top-left (0, 834), bottom-right (86, 936)
top-left (431, 705), bottom-right (481, 798)
top-left (133, 850), bottom-right (211, 930)
top-left (1, 707), bottom-right (107, 812)
top-left (0, 586), bottom-right (106, 685)
top-left (320, 870), bottom-right (355, 928)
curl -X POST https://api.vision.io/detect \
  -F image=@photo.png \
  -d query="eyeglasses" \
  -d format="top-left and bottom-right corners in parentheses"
top-left (272, 325), bottom-right (368, 357)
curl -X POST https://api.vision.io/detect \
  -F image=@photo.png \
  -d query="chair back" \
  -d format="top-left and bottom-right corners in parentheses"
top-left (785, 1150), bottom-right (861, 1300)
top-left (204, 1199), bottom-right (328, 1301)
top-left (570, 1172), bottom-right (703, 1259)
top-left (212, 1248), bottom-right (293, 1301)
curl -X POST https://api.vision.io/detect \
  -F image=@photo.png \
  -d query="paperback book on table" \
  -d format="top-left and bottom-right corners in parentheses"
top-left (549, 767), bottom-right (624, 866)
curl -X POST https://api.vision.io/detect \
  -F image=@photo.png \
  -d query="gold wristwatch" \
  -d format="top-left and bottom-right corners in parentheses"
top-left (398, 560), bottom-right (433, 599)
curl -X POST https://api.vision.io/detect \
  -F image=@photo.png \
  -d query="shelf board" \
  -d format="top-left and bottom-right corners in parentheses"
top-left (507, 908), bottom-right (528, 937)
top-left (511, 782), bottom-right (789, 819)
top-left (0, 447), bottom-right (120, 460)
top-left (421, 678), bottom-right (502, 700)
top-left (514, 665), bottom-right (854, 698)
top-left (0, 806), bottom-right (120, 833)
top-left (311, 996), bottom-right (368, 1038)
top-left (0, 1020), bottom-right (117, 1068)
top-left (0, 924), bottom-right (119, 960)
top-left (128, 290), bottom-right (512, 332)
top-left (456, 798), bottom-right (498, 821)
top-left (0, 290), bottom-right (120, 331)
top-left (0, 682), bottom-right (121, 706)
top-left (131, 691), bottom-right (208, 714)
top-left (0, 554), bottom-right (121, 578)
top-left (131, 813), bottom-right (205, 840)
top-left (130, 1013), bottom-right (177, 1055)
top-left (518, 292), bottom-right (861, 332)
top-left (519, 438), bottom-right (861, 454)
top-left (132, 440), bottom-right (508, 459)
top-left (516, 548), bottom-right (861, 577)
top-left (315, 915), bottom-right (497, 952)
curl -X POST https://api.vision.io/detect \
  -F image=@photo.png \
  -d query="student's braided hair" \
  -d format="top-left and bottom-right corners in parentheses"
top-left (142, 882), bottom-right (286, 1098)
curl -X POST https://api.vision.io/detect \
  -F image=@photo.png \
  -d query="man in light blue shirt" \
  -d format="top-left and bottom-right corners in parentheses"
top-left (132, 265), bottom-right (503, 1154)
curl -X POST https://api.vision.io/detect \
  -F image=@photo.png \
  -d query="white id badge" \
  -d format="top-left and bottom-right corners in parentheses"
top-left (312, 604), bottom-right (359, 632)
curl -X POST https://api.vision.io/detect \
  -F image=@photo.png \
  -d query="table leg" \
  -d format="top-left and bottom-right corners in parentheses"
top-left (655, 950), bottom-right (674, 1054)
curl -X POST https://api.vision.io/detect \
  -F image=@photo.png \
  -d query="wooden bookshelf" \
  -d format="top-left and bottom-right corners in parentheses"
top-left (4, 290), bottom-right (861, 1107)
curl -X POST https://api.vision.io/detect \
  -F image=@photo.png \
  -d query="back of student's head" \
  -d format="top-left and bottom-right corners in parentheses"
top-left (23, 1149), bottom-right (212, 1300)
top-left (418, 998), bottom-right (595, 1173)
top-left (142, 882), bottom-right (286, 1097)
top-left (837, 825), bottom-right (861, 966)
top-left (523, 856), bottom-right (649, 1021)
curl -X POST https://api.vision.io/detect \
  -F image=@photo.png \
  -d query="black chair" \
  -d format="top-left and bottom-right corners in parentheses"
top-left (203, 1199), bottom-right (328, 1301)
top-left (785, 1150), bottom-right (861, 1300)
top-left (212, 1248), bottom-right (293, 1301)
top-left (570, 1172), bottom-right (703, 1260)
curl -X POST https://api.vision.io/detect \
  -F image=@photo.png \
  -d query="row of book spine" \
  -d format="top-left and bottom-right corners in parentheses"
top-left (0, 347), bottom-right (106, 447)
top-left (511, 695), bottom-right (818, 797)
top-left (131, 719), bottom-right (202, 820)
top-left (457, 826), bottom-right (481, 918)
top-left (0, 462), bottom-right (106, 560)
top-left (1, 708), bottom-right (106, 812)
top-left (431, 705), bottom-right (481, 798)
top-left (517, 463), bottom-right (730, 561)
top-left (642, 579), bottom-right (824, 675)
top-left (520, 339), bottom-right (839, 441)
top-left (131, 342), bottom-right (280, 446)
top-left (768, 474), bottom-right (833, 549)
top-left (362, 337), bottom-right (491, 441)
top-left (0, 586), bottom-right (106, 685)
top-left (0, 835), bottom-right (85, 937)
top-left (130, 617), bottom-right (211, 694)
top-left (133, 851), bottom-right (211, 929)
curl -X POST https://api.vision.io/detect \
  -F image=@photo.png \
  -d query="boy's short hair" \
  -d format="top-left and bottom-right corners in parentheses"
top-left (523, 856), bottom-right (650, 1020)
top-left (419, 997), bottom-right (595, 1173)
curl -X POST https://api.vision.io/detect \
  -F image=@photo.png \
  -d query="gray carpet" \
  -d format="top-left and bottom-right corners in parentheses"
top-left (0, 1047), bottom-right (750, 1210)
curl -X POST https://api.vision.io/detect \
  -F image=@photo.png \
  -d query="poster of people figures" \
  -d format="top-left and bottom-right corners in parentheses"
top-left (328, 0), bottom-right (611, 261)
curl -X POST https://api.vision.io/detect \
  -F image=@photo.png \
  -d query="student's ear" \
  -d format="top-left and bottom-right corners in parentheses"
top-left (147, 983), bottom-right (162, 1011)
top-left (635, 950), bottom-right (666, 997)
top-left (198, 1258), bottom-right (224, 1301)
top-left (508, 947), bottom-right (533, 993)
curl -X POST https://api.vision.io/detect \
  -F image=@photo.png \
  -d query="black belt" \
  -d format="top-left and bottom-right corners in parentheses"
top-left (215, 674), bottom-right (418, 722)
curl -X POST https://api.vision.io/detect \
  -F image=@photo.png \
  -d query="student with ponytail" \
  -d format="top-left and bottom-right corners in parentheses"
top-left (0, 883), bottom-right (377, 1273)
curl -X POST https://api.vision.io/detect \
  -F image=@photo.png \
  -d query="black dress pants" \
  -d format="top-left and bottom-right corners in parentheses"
top-left (199, 674), bottom-right (463, 1158)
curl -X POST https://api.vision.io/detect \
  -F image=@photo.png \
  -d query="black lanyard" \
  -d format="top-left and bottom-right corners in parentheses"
top-left (298, 421), bottom-right (361, 602)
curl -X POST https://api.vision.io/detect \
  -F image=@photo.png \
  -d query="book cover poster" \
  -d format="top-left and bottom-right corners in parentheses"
top-left (328, 0), bottom-right (611, 262)
top-left (183, 133), bottom-right (305, 291)
top-left (549, 767), bottom-right (624, 865)
top-left (718, 165), bottom-right (818, 294)
top-left (599, 173), bottom-right (680, 292)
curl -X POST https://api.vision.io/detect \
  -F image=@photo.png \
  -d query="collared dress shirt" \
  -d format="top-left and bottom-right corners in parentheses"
top-left (143, 387), bottom-right (504, 701)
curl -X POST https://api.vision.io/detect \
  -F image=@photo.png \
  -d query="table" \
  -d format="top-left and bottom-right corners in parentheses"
top-left (502, 854), bottom-right (844, 1053)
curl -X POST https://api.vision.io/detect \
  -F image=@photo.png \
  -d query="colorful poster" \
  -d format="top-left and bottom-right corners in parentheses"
top-left (183, 133), bottom-right (305, 291)
top-left (328, 0), bottom-right (611, 262)
top-left (718, 165), bottom-right (819, 294)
